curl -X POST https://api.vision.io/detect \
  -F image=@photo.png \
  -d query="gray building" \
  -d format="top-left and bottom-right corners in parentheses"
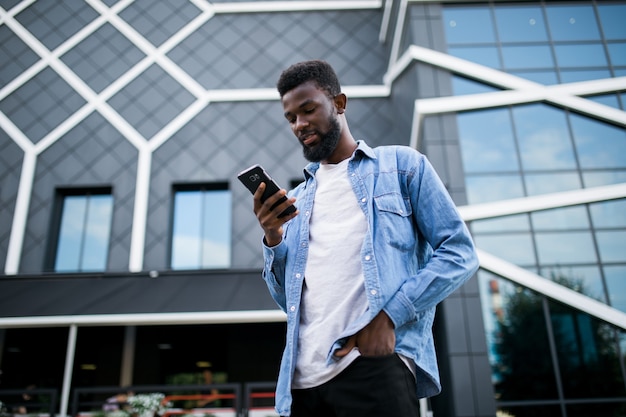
top-left (1, 1), bottom-right (625, 416)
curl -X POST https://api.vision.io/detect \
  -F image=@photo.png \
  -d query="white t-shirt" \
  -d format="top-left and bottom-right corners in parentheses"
top-left (292, 158), bottom-right (368, 389)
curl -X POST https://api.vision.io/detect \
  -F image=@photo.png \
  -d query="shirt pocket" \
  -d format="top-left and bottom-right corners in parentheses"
top-left (373, 192), bottom-right (414, 251)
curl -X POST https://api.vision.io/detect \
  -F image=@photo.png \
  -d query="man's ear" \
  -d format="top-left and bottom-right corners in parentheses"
top-left (334, 93), bottom-right (347, 114)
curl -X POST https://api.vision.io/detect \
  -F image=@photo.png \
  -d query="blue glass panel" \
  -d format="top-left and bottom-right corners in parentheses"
top-left (512, 104), bottom-right (577, 171)
top-left (554, 44), bottom-right (607, 68)
top-left (541, 265), bottom-right (606, 303)
top-left (598, 4), bottom-right (626, 40)
top-left (590, 200), bottom-right (626, 228)
top-left (474, 233), bottom-right (536, 265)
top-left (471, 214), bottom-right (530, 233)
top-left (583, 171), bottom-right (626, 187)
top-left (451, 76), bottom-right (498, 96)
top-left (605, 265), bottom-right (626, 313)
top-left (585, 94), bottom-right (620, 109)
top-left (457, 108), bottom-right (518, 174)
top-left (494, 6), bottom-right (548, 42)
top-left (465, 175), bottom-right (524, 204)
top-left (559, 69), bottom-right (611, 83)
top-left (200, 189), bottom-right (231, 268)
top-left (596, 231), bottom-right (626, 262)
top-left (81, 195), bottom-right (112, 271)
top-left (570, 114), bottom-right (626, 169)
top-left (55, 196), bottom-right (87, 272)
top-left (535, 231), bottom-right (597, 264)
top-left (525, 173), bottom-right (581, 196)
top-left (608, 42), bottom-right (626, 66)
top-left (443, 7), bottom-right (496, 44)
top-left (501, 45), bottom-right (554, 70)
top-left (171, 191), bottom-right (202, 269)
top-left (546, 5), bottom-right (600, 41)
top-left (447, 46), bottom-right (501, 68)
top-left (510, 70), bottom-right (559, 85)
top-left (532, 207), bottom-right (589, 231)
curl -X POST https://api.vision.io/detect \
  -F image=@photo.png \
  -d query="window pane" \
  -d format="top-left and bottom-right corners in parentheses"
top-left (200, 190), bottom-right (231, 269)
top-left (570, 114), bottom-right (626, 169)
top-left (605, 265), bottom-right (626, 313)
top-left (81, 195), bottom-right (112, 271)
top-left (55, 196), bottom-right (87, 272)
top-left (598, 4), bottom-right (626, 40)
top-left (531, 207), bottom-right (589, 231)
top-left (546, 5), bottom-right (600, 41)
top-left (172, 188), bottom-right (231, 270)
top-left (474, 233), bottom-right (536, 265)
top-left (451, 76), bottom-right (498, 96)
top-left (596, 231), bottom-right (626, 263)
top-left (471, 214), bottom-right (530, 233)
top-left (524, 173), bottom-right (581, 196)
top-left (607, 42), bottom-right (626, 67)
top-left (494, 6), bottom-right (548, 42)
top-left (583, 170), bottom-right (626, 187)
top-left (590, 200), bottom-right (626, 228)
top-left (501, 45), bottom-right (553, 70)
top-left (554, 44), bottom-right (607, 68)
top-left (443, 8), bottom-right (496, 44)
top-left (512, 104), bottom-right (576, 171)
top-left (535, 231), bottom-right (597, 264)
top-left (559, 69), bottom-right (611, 83)
top-left (457, 109), bottom-right (518, 174)
top-left (540, 265), bottom-right (605, 303)
top-left (509, 70), bottom-right (559, 85)
top-left (447, 46), bottom-right (501, 68)
top-left (466, 175), bottom-right (524, 204)
top-left (55, 194), bottom-right (113, 273)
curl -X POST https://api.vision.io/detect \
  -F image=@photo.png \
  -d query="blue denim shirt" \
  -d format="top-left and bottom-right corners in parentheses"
top-left (262, 141), bottom-right (479, 416)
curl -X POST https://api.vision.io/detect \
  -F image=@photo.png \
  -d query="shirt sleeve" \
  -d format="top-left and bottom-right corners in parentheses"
top-left (262, 238), bottom-right (289, 312)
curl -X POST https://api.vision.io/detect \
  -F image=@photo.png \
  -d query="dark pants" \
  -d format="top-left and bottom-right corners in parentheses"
top-left (287, 354), bottom-right (420, 417)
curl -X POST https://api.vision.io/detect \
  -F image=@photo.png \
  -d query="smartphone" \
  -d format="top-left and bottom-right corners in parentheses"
top-left (237, 164), bottom-right (296, 218)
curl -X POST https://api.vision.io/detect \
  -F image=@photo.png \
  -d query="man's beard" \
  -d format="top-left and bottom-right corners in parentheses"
top-left (301, 116), bottom-right (341, 162)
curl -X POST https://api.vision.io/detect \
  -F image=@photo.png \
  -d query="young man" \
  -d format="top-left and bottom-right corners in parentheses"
top-left (251, 60), bottom-right (479, 417)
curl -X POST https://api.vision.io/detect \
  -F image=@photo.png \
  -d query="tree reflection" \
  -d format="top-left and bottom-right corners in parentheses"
top-left (493, 273), bottom-right (626, 416)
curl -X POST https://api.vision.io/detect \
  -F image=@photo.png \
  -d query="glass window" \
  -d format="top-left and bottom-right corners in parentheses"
top-left (535, 231), bottom-right (597, 264)
top-left (171, 185), bottom-right (231, 270)
top-left (471, 214), bottom-right (530, 234)
top-left (583, 170), bottom-right (626, 187)
top-left (54, 191), bottom-right (113, 272)
top-left (457, 108), bottom-right (518, 174)
top-left (446, 46), bottom-right (501, 68)
top-left (589, 199), bottom-right (626, 228)
top-left (466, 175), bottom-right (525, 205)
top-left (554, 44), bottom-right (607, 68)
top-left (597, 4), bottom-right (626, 40)
top-left (474, 233), bottom-right (536, 265)
top-left (595, 230), bottom-right (626, 263)
top-left (570, 114), bottom-right (626, 169)
top-left (509, 70), bottom-right (559, 85)
top-left (546, 5), bottom-right (601, 41)
top-left (540, 265), bottom-right (605, 303)
top-left (531, 207), bottom-right (589, 231)
top-left (585, 94), bottom-right (621, 109)
top-left (559, 69), bottom-right (611, 83)
top-left (607, 42), bottom-right (626, 67)
top-left (512, 104), bottom-right (577, 171)
top-left (442, 7), bottom-right (496, 44)
top-left (494, 6), bottom-right (548, 43)
top-left (524, 173), bottom-right (581, 196)
top-left (451, 76), bottom-right (499, 96)
top-left (501, 45), bottom-right (554, 70)
top-left (605, 265), bottom-right (626, 313)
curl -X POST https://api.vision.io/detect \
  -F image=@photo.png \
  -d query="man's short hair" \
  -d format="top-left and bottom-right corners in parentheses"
top-left (276, 60), bottom-right (341, 98)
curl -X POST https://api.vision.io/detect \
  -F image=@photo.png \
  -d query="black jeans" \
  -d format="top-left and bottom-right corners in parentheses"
top-left (287, 354), bottom-right (420, 417)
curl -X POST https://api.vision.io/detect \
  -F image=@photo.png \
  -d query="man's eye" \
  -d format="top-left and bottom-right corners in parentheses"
top-left (304, 107), bottom-right (315, 114)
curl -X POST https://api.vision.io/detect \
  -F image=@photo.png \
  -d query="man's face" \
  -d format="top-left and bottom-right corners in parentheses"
top-left (281, 81), bottom-right (341, 163)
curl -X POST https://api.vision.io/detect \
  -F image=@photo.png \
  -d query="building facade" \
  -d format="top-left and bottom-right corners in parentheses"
top-left (0, 1), bottom-right (625, 417)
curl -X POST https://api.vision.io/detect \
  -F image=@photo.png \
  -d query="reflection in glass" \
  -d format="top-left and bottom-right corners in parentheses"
top-left (597, 4), bottom-right (626, 40)
top-left (549, 300), bottom-right (626, 399)
top-left (583, 170), bottom-right (626, 187)
top-left (474, 233), bottom-right (536, 265)
top-left (171, 188), bottom-right (231, 270)
top-left (535, 231), bottom-right (597, 264)
top-left (524, 173), bottom-right (581, 196)
top-left (451, 76), bottom-right (498, 96)
top-left (540, 265), bottom-right (605, 303)
top-left (442, 7), bottom-right (495, 44)
top-left (554, 44), bottom-right (607, 68)
top-left (55, 194), bottom-right (113, 272)
top-left (570, 114), bottom-right (626, 169)
top-left (585, 94), bottom-right (621, 109)
top-left (457, 109), bottom-right (518, 174)
top-left (559, 69), bottom-right (611, 83)
top-left (589, 199), bottom-right (626, 228)
top-left (471, 214), bottom-right (530, 233)
top-left (545, 5), bottom-right (600, 41)
top-left (595, 231), bottom-right (626, 263)
top-left (501, 45), bottom-right (553, 70)
top-left (531, 206), bottom-right (589, 231)
top-left (446, 46), bottom-right (501, 68)
top-left (466, 175), bottom-right (525, 204)
top-left (512, 104), bottom-right (576, 171)
top-left (604, 265), bottom-right (626, 313)
top-left (509, 70), bottom-right (558, 85)
top-left (494, 6), bottom-right (548, 42)
top-left (607, 42), bottom-right (626, 66)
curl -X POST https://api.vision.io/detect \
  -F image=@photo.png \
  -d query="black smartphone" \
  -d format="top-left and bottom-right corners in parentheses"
top-left (237, 164), bottom-right (296, 218)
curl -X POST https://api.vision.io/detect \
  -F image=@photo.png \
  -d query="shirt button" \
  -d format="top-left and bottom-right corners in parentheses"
top-left (361, 198), bottom-right (366, 203)
top-left (295, 273), bottom-right (301, 278)
top-left (364, 255), bottom-right (371, 261)
top-left (290, 306), bottom-right (296, 312)
top-left (370, 290), bottom-right (377, 296)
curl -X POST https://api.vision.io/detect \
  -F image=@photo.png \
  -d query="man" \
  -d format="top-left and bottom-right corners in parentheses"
top-left (251, 60), bottom-right (479, 417)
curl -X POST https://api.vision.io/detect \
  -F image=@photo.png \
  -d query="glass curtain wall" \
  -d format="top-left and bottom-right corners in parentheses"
top-left (442, 2), bottom-right (626, 416)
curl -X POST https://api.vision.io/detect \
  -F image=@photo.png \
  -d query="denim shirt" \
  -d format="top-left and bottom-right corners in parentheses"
top-left (262, 141), bottom-right (479, 416)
